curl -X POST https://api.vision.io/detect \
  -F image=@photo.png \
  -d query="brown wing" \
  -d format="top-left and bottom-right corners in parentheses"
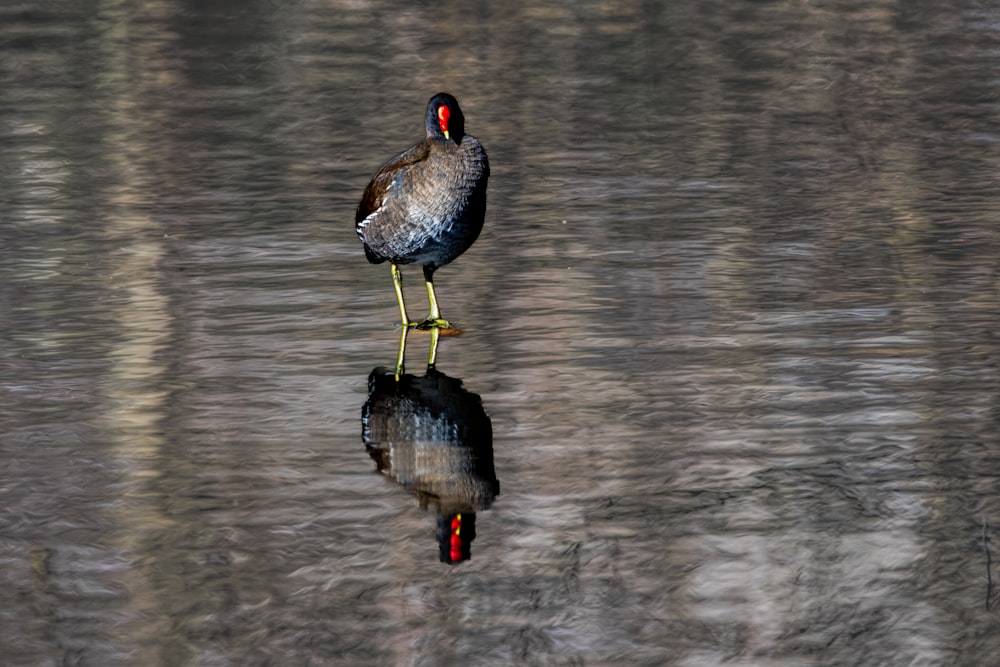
top-left (355, 142), bottom-right (431, 226)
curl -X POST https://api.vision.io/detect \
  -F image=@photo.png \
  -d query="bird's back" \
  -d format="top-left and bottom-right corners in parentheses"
top-left (356, 135), bottom-right (488, 269)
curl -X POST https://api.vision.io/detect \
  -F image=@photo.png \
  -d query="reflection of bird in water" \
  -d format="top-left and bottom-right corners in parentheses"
top-left (355, 92), bottom-right (489, 331)
top-left (362, 365), bottom-right (498, 564)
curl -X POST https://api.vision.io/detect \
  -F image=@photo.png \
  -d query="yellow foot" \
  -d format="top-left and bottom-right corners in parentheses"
top-left (410, 317), bottom-right (452, 330)
top-left (406, 318), bottom-right (463, 335)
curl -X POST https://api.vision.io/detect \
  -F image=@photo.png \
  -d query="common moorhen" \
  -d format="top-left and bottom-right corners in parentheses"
top-left (356, 93), bottom-right (489, 330)
top-left (362, 365), bottom-right (498, 564)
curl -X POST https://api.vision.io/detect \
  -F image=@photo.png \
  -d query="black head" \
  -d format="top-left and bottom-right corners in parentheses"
top-left (425, 92), bottom-right (465, 144)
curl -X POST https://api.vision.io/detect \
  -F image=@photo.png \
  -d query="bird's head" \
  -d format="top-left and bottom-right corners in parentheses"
top-left (425, 92), bottom-right (465, 144)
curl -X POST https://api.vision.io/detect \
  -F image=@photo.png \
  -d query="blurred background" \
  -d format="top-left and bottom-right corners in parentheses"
top-left (2, 1), bottom-right (999, 665)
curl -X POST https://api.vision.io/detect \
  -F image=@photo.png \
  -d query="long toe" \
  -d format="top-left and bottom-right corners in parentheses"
top-left (411, 317), bottom-right (453, 331)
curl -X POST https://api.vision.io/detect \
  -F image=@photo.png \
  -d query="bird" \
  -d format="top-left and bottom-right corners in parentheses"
top-left (356, 93), bottom-right (489, 330)
top-left (362, 365), bottom-right (498, 563)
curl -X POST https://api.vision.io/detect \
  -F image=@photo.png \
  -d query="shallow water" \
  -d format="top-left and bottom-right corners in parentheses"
top-left (3, 1), bottom-right (1000, 665)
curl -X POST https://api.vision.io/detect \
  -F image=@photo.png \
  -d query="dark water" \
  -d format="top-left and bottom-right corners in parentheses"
top-left (3, 1), bottom-right (1000, 665)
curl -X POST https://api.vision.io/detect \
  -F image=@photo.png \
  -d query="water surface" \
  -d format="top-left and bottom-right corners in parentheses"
top-left (2, 1), bottom-right (1000, 665)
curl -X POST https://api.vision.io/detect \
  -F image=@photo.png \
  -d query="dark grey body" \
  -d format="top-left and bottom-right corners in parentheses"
top-left (355, 94), bottom-right (489, 274)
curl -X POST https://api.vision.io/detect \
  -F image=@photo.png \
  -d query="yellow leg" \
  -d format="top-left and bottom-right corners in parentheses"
top-left (426, 277), bottom-right (442, 321)
top-left (427, 327), bottom-right (440, 369)
top-left (390, 263), bottom-right (410, 328)
top-left (394, 325), bottom-right (408, 381)
top-left (413, 274), bottom-right (452, 330)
